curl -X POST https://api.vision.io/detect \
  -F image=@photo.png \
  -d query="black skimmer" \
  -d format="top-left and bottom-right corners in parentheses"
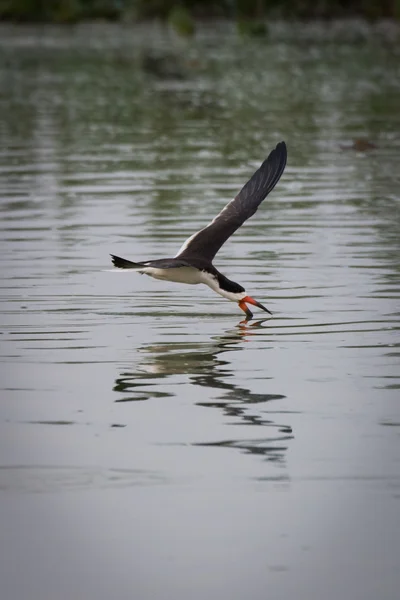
top-left (111, 141), bottom-right (287, 320)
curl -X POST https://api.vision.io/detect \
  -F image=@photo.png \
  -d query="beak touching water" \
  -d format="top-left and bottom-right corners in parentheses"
top-left (238, 296), bottom-right (272, 320)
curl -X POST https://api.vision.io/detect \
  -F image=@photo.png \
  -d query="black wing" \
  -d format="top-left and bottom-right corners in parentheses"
top-left (175, 141), bottom-right (287, 263)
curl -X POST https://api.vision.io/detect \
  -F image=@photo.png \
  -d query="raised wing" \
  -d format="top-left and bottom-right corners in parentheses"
top-left (175, 141), bottom-right (287, 263)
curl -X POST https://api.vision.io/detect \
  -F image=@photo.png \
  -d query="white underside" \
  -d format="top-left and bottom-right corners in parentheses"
top-left (140, 266), bottom-right (246, 303)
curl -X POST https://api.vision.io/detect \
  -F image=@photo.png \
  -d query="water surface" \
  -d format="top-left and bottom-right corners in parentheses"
top-left (1, 22), bottom-right (400, 600)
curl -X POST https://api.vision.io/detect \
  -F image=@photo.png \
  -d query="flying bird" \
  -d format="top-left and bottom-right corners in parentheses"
top-left (111, 141), bottom-right (287, 320)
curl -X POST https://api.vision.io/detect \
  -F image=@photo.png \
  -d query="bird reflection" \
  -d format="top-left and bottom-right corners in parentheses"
top-left (114, 319), bottom-right (293, 462)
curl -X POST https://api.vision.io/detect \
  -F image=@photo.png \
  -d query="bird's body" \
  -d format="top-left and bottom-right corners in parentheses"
top-left (111, 141), bottom-right (287, 319)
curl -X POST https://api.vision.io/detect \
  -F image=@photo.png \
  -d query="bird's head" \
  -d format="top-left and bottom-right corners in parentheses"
top-left (212, 273), bottom-right (272, 320)
top-left (238, 294), bottom-right (272, 320)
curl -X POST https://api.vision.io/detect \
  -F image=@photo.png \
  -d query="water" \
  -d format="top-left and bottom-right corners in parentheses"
top-left (1, 22), bottom-right (400, 600)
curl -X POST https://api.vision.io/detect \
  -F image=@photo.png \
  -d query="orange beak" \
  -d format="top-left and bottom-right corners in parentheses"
top-left (238, 296), bottom-right (272, 320)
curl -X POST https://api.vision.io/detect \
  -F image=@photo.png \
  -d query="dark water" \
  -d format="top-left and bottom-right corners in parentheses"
top-left (1, 22), bottom-right (400, 600)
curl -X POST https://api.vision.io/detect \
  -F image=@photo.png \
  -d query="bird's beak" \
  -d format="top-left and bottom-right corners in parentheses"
top-left (242, 296), bottom-right (272, 316)
top-left (238, 300), bottom-right (253, 320)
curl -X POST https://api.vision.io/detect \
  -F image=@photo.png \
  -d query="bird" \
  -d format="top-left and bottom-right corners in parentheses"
top-left (111, 141), bottom-right (287, 320)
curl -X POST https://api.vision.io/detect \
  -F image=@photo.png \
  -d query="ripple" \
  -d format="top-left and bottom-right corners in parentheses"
top-left (0, 465), bottom-right (168, 493)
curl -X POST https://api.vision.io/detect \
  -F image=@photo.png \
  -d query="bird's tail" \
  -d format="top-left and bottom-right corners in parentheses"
top-left (110, 254), bottom-right (145, 269)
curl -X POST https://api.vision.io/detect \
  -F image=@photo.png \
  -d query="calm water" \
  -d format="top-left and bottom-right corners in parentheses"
top-left (1, 22), bottom-right (400, 600)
